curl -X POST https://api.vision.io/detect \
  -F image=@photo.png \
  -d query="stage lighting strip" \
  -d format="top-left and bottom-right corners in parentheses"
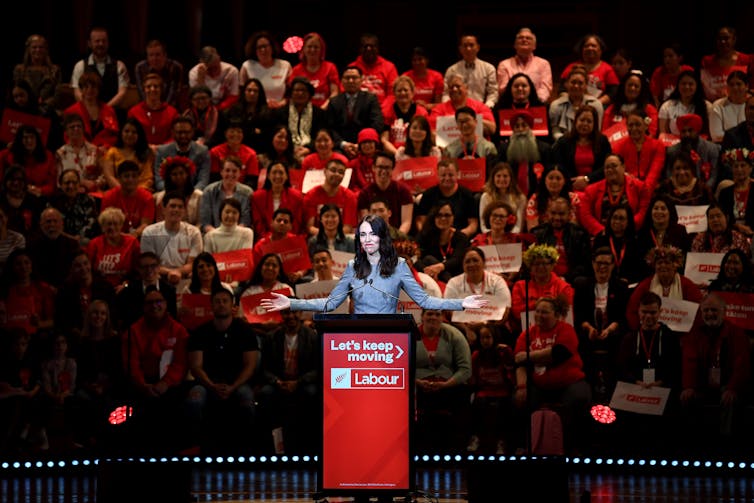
top-left (1, 456), bottom-right (753, 473)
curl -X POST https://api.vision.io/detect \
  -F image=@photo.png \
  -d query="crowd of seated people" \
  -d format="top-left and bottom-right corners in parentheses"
top-left (2, 23), bottom-right (754, 460)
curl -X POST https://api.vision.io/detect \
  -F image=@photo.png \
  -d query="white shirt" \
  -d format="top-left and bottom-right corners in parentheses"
top-left (709, 98), bottom-right (746, 143)
top-left (240, 59), bottom-right (293, 103)
top-left (140, 221), bottom-right (203, 269)
top-left (188, 61), bottom-right (240, 106)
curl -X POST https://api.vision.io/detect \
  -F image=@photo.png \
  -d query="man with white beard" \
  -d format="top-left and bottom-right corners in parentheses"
top-left (499, 110), bottom-right (551, 195)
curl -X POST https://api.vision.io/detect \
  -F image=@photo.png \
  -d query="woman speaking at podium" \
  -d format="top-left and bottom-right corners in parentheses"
top-left (261, 215), bottom-right (488, 313)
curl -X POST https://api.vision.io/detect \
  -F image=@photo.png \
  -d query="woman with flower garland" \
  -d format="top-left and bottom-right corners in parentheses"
top-left (625, 245), bottom-right (704, 330)
top-left (510, 244), bottom-right (574, 328)
top-left (717, 148), bottom-right (754, 238)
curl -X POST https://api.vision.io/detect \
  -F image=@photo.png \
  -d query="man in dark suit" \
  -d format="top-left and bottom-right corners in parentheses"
top-left (115, 251), bottom-right (177, 331)
top-left (325, 66), bottom-right (383, 158)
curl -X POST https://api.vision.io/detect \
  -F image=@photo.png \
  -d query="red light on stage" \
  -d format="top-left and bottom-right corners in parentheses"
top-left (283, 36), bottom-right (304, 54)
top-left (591, 404), bottom-right (616, 424)
top-left (108, 405), bottom-right (133, 425)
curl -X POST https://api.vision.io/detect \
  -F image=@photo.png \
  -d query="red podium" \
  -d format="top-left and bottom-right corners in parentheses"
top-left (314, 313), bottom-right (418, 499)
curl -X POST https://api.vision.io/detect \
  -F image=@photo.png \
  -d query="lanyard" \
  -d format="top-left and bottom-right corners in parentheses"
top-left (639, 328), bottom-right (659, 366)
top-left (609, 236), bottom-right (625, 268)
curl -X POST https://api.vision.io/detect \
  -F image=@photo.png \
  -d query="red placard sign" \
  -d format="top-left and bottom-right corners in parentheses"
top-left (0, 109), bottom-right (51, 145)
top-left (212, 248), bottom-right (254, 283)
top-left (716, 292), bottom-right (754, 331)
top-left (240, 289), bottom-right (289, 324)
top-left (178, 293), bottom-right (214, 330)
top-left (322, 330), bottom-right (412, 492)
top-left (260, 235), bottom-right (312, 272)
top-left (456, 157), bottom-right (486, 192)
top-left (392, 157), bottom-right (439, 193)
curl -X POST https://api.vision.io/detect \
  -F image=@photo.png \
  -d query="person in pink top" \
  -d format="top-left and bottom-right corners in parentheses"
top-left (402, 47), bottom-right (444, 112)
top-left (496, 27), bottom-right (553, 103)
top-left (289, 32), bottom-right (340, 109)
top-left (349, 33), bottom-right (398, 105)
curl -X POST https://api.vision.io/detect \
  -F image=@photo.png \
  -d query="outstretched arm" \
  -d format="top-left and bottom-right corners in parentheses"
top-left (260, 292), bottom-right (291, 312)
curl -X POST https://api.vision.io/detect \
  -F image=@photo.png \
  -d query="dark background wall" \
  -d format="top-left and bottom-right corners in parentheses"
top-left (3, 1), bottom-right (754, 96)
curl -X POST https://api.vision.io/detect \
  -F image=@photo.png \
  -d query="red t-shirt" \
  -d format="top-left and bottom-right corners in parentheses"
top-left (403, 69), bottom-right (444, 107)
top-left (210, 143), bottom-right (259, 178)
top-left (290, 61), bottom-right (341, 108)
top-left (349, 55), bottom-right (399, 104)
top-left (101, 187), bottom-right (156, 232)
top-left (86, 233), bottom-right (141, 286)
top-left (303, 185), bottom-right (358, 228)
top-left (514, 320), bottom-right (585, 389)
top-left (127, 102), bottom-right (179, 145)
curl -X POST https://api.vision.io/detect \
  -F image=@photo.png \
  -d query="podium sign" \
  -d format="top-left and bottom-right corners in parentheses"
top-left (317, 314), bottom-right (415, 496)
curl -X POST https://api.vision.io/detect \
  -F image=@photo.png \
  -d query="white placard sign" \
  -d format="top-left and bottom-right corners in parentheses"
top-left (676, 205), bottom-right (709, 234)
top-left (296, 280), bottom-right (349, 318)
top-left (658, 297), bottom-right (699, 333)
top-left (478, 243), bottom-right (523, 273)
top-left (684, 252), bottom-right (725, 286)
top-left (434, 113), bottom-right (483, 148)
top-left (451, 294), bottom-right (506, 323)
top-left (610, 381), bottom-right (671, 415)
top-left (329, 250), bottom-right (355, 278)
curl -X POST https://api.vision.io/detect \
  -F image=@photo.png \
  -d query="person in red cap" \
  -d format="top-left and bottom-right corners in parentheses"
top-left (664, 113), bottom-right (721, 189)
top-left (499, 110), bottom-right (552, 196)
top-left (348, 127), bottom-right (380, 191)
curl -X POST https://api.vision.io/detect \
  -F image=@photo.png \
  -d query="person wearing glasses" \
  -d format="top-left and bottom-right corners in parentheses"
top-left (356, 152), bottom-right (414, 235)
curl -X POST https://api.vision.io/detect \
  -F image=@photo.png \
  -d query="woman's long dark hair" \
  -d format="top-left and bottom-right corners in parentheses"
top-left (640, 194), bottom-right (679, 233)
top-left (705, 202), bottom-right (734, 245)
top-left (188, 252), bottom-right (223, 293)
top-left (248, 252), bottom-right (287, 286)
top-left (403, 115), bottom-right (434, 157)
top-left (315, 203), bottom-right (345, 243)
top-left (262, 161), bottom-right (292, 190)
top-left (162, 157), bottom-right (195, 198)
top-left (10, 125), bottom-right (47, 164)
top-left (115, 118), bottom-right (151, 163)
top-left (238, 78), bottom-right (269, 116)
top-left (667, 70), bottom-right (710, 133)
top-left (612, 71), bottom-right (654, 112)
top-left (603, 202), bottom-right (636, 239)
top-left (535, 165), bottom-right (572, 217)
top-left (418, 203), bottom-right (454, 249)
top-left (353, 214), bottom-right (398, 279)
top-left (709, 248), bottom-right (753, 291)
top-left (497, 72), bottom-right (544, 109)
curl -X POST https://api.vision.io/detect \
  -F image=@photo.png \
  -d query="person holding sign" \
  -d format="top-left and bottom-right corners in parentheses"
top-left (181, 252), bottom-right (233, 296)
top-left (680, 294), bottom-right (751, 453)
top-left (444, 247), bottom-right (511, 349)
top-left (443, 106), bottom-right (498, 161)
top-left (260, 215), bottom-right (488, 314)
top-left (615, 291), bottom-right (682, 455)
top-left (690, 203), bottom-right (751, 257)
top-left (394, 115), bottom-right (442, 164)
top-left (708, 249), bottom-right (754, 293)
top-left (513, 295), bottom-right (591, 455)
top-left (625, 246), bottom-right (703, 330)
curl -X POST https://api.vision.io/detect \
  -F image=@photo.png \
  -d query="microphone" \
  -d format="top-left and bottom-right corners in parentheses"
top-left (321, 278), bottom-right (370, 313)
top-left (366, 279), bottom-right (405, 313)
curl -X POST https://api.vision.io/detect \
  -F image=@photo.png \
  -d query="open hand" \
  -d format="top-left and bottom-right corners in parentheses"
top-left (462, 294), bottom-right (489, 309)
top-left (260, 292), bottom-right (291, 312)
